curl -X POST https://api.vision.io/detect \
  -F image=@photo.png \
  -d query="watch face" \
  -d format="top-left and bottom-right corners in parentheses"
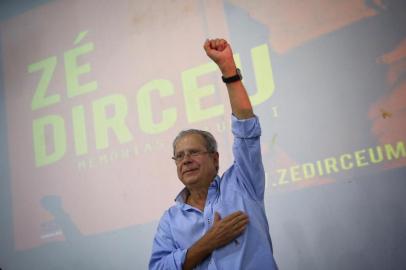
top-left (236, 68), bottom-right (242, 77)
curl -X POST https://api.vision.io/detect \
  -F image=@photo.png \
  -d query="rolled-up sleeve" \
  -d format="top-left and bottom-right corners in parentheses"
top-left (149, 211), bottom-right (187, 270)
top-left (231, 114), bottom-right (265, 201)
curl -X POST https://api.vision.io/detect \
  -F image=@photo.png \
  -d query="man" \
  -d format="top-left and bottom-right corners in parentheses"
top-left (149, 38), bottom-right (278, 270)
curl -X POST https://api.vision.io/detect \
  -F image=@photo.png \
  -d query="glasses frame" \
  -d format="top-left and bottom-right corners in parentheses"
top-left (172, 150), bottom-right (212, 163)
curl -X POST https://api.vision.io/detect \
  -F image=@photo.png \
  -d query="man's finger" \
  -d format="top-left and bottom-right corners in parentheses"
top-left (214, 39), bottom-right (220, 49)
top-left (214, 39), bottom-right (225, 50)
top-left (228, 215), bottom-right (249, 228)
top-left (210, 39), bottom-right (218, 49)
top-left (222, 211), bottom-right (244, 221)
top-left (203, 39), bottom-right (211, 52)
top-left (232, 217), bottom-right (249, 230)
top-left (219, 39), bottom-right (227, 51)
top-left (222, 211), bottom-right (247, 222)
top-left (214, 212), bottom-right (221, 223)
top-left (235, 222), bottom-right (248, 235)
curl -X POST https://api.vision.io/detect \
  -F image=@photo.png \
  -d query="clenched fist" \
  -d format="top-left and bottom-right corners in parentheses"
top-left (204, 38), bottom-right (237, 77)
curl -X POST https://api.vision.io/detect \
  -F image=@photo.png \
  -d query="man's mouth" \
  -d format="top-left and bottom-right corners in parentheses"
top-left (183, 168), bottom-right (198, 175)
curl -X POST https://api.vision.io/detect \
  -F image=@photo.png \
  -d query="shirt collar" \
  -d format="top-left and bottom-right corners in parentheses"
top-left (174, 175), bottom-right (220, 204)
top-left (174, 187), bottom-right (189, 204)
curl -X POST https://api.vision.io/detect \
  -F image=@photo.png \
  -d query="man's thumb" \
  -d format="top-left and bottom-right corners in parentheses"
top-left (214, 212), bottom-right (221, 223)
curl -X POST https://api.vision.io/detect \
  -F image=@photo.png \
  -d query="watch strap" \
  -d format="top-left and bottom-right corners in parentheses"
top-left (222, 68), bottom-right (242, 83)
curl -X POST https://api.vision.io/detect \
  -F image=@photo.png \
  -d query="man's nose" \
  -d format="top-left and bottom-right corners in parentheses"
top-left (180, 153), bottom-right (194, 165)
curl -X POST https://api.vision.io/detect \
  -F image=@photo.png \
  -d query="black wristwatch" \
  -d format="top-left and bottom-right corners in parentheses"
top-left (222, 68), bottom-right (242, 84)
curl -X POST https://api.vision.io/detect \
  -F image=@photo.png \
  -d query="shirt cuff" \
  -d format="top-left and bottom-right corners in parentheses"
top-left (231, 114), bottom-right (261, 138)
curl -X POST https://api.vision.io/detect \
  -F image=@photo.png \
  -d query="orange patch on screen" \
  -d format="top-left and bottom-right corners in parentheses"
top-left (269, 145), bottom-right (335, 191)
top-left (230, 0), bottom-right (379, 53)
top-left (369, 38), bottom-right (406, 169)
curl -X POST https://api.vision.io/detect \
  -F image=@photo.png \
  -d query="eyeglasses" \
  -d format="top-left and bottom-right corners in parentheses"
top-left (172, 150), bottom-right (211, 163)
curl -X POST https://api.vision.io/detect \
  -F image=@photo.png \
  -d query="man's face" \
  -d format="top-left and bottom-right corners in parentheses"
top-left (174, 134), bottom-right (219, 189)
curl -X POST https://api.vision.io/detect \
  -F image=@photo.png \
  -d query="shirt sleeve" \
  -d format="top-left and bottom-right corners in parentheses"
top-left (149, 211), bottom-right (187, 270)
top-left (231, 114), bottom-right (265, 201)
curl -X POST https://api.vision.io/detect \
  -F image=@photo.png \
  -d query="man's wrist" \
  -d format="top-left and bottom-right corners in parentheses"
top-left (218, 61), bottom-right (237, 77)
top-left (183, 236), bottom-right (214, 270)
top-left (222, 68), bottom-right (242, 84)
top-left (198, 231), bottom-right (216, 252)
top-left (221, 68), bottom-right (237, 77)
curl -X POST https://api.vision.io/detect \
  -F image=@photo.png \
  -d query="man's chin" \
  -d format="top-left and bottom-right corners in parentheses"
top-left (181, 175), bottom-right (200, 186)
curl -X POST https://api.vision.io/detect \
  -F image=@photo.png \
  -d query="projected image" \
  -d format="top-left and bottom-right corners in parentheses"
top-left (1, 0), bottom-right (405, 253)
top-left (369, 38), bottom-right (406, 169)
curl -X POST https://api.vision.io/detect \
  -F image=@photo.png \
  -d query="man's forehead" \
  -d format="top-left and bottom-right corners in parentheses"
top-left (174, 133), bottom-right (206, 151)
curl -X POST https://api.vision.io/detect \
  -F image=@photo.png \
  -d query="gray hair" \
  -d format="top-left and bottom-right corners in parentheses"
top-left (172, 129), bottom-right (218, 155)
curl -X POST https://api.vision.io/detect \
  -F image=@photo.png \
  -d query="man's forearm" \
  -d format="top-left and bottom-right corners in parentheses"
top-left (204, 39), bottom-right (254, 120)
top-left (220, 61), bottom-right (253, 119)
top-left (182, 234), bottom-right (215, 270)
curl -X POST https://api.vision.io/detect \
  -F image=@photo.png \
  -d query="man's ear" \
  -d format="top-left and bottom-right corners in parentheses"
top-left (213, 152), bottom-right (220, 171)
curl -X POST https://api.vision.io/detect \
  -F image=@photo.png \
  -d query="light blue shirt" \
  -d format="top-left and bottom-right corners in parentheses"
top-left (149, 115), bottom-right (278, 270)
